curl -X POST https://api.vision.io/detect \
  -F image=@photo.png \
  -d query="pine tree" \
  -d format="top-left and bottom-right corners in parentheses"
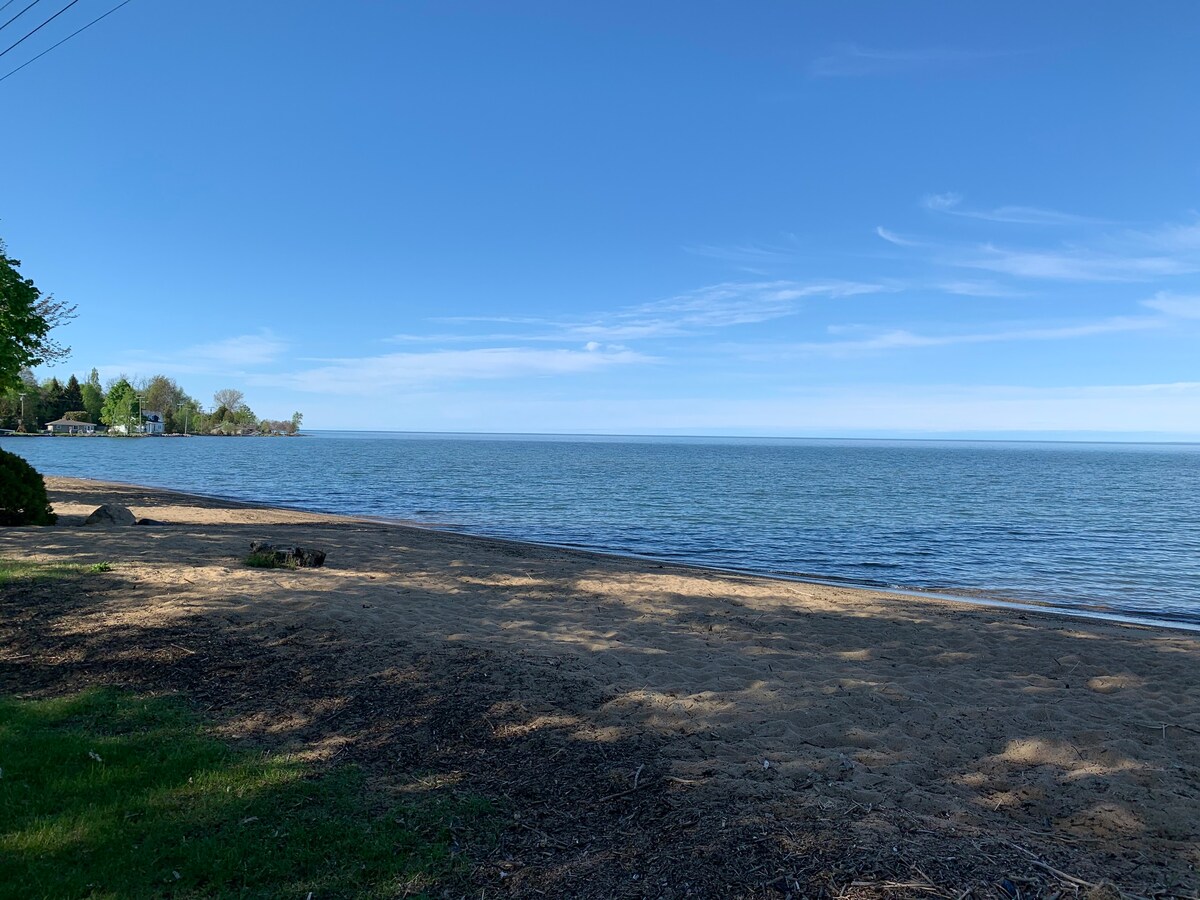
top-left (63, 374), bottom-right (83, 413)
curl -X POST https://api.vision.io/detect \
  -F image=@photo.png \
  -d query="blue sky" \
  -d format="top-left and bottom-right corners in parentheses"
top-left (4, 1), bottom-right (1199, 437)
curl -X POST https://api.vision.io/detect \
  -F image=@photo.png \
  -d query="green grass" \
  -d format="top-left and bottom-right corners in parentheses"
top-left (0, 689), bottom-right (494, 899)
top-left (0, 558), bottom-right (101, 585)
top-left (243, 551), bottom-right (296, 570)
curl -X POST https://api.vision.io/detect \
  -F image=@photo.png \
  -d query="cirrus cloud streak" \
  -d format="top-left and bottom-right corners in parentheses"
top-left (253, 345), bottom-right (651, 395)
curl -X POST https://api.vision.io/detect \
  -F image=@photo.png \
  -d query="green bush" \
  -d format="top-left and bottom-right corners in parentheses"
top-left (0, 448), bottom-right (56, 525)
top-left (245, 550), bottom-right (296, 569)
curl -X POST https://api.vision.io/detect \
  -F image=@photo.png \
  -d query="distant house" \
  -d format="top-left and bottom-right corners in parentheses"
top-left (141, 411), bottom-right (165, 435)
top-left (111, 412), bottom-right (166, 435)
top-left (46, 418), bottom-right (97, 435)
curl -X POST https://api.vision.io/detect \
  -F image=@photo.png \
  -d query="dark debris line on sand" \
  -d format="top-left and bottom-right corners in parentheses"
top-left (0, 565), bottom-right (1179, 899)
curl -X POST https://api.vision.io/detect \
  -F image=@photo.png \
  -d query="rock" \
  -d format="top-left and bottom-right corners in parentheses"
top-left (137, 517), bottom-right (162, 526)
top-left (248, 541), bottom-right (326, 568)
top-left (290, 547), bottom-right (327, 567)
top-left (83, 504), bottom-right (137, 526)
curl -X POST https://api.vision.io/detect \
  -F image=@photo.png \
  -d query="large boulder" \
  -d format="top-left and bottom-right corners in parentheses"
top-left (83, 504), bottom-right (137, 526)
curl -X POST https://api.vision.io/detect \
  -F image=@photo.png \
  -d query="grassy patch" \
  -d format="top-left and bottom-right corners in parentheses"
top-left (0, 558), bottom-right (101, 586)
top-left (0, 689), bottom-right (494, 899)
top-left (243, 551), bottom-right (296, 570)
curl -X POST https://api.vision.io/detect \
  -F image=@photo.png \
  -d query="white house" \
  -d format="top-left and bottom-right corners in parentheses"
top-left (108, 412), bottom-right (166, 435)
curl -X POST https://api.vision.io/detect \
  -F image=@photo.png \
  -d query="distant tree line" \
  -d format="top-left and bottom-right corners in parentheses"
top-left (2, 240), bottom-right (300, 437)
top-left (0, 368), bottom-right (303, 436)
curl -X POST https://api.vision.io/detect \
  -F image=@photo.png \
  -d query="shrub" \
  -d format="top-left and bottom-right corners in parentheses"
top-left (245, 550), bottom-right (296, 569)
top-left (0, 448), bottom-right (57, 525)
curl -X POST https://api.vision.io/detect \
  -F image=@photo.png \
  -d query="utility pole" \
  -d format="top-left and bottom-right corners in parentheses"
top-left (18, 393), bottom-right (26, 432)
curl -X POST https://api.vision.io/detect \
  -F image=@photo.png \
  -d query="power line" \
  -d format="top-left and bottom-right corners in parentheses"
top-left (0, 1), bottom-right (23, 16)
top-left (0, 0), bottom-right (46, 34)
top-left (0, 0), bottom-right (85, 61)
top-left (0, 0), bottom-right (133, 82)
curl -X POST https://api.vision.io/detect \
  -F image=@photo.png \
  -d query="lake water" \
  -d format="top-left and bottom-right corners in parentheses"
top-left (4, 432), bottom-right (1199, 626)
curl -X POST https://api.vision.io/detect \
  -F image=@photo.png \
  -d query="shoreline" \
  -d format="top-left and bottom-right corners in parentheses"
top-left (4, 474), bottom-right (1199, 894)
top-left (34, 473), bottom-right (1200, 635)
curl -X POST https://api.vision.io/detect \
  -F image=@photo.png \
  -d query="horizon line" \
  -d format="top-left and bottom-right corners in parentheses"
top-left (299, 428), bottom-right (1200, 446)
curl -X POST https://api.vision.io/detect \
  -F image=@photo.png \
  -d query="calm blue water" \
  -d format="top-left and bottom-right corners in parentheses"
top-left (5, 432), bottom-right (1199, 625)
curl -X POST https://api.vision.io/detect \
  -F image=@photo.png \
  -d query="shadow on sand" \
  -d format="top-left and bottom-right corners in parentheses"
top-left (2, 479), bottom-right (1197, 897)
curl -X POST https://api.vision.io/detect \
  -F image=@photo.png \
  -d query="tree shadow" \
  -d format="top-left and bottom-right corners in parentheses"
top-left (1, 479), bottom-right (1197, 897)
top-left (0, 684), bottom-right (493, 899)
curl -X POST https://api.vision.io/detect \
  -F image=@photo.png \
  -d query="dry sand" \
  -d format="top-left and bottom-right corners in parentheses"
top-left (2, 476), bottom-right (1198, 897)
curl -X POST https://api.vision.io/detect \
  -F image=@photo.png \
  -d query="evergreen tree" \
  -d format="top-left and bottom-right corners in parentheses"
top-left (41, 377), bottom-right (66, 424)
top-left (63, 374), bottom-right (83, 413)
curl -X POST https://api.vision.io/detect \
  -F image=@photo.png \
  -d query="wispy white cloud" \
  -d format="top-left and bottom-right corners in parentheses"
top-left (586, 280), bottom-right (886, 338)
top-left (682, 238), bottom-right (805, 265)
top-left (809, 44), bottom-right (1007, 78)
top-left (785, 315), bottom-right (1163, 356)
top-left (878, 205), bottom-right (1200, 283)
top-left (875, 226), bottom-right (924, 247)
top-left (922, 192), bottom-right (963, 212)
top-left (957, 243), bottom-right (1195, 281)
top-left (1141, 291), bottom-right (1200, 318)
top-left (186, 332), bottom-right (289, 366)
top-left (932, 280), bottom-right (1024, 298)
top-left (922, 193), bottom-right (1111, 226)
top-left (750, 287), bottom-right (1200, 358)
top-left (384, 331), bottom-right (557, 345)
top-left (403, 280), bottom-right (890, 345)
top-left (256, 345), bottom-right (649, 395)
top-left (102, 331), bottom-right (288, 377)
top-left (1134, 220), bottom-right (1200, 254)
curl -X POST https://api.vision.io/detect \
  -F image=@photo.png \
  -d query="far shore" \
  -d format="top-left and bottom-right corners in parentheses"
top-left (2, 475), bottom-right (1198, 895)
top-left (0, 431), bottom-right (306, 438)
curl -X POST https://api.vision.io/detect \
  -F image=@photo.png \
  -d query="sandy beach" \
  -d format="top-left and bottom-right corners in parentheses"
top-left (3, 475), bottom-right (1198, 897)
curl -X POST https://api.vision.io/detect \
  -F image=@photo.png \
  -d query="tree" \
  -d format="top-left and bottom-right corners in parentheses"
top-left (141, 374), bottom-right (187, 416)
top-left (213, 388), bottom-right (244, 414)
top-left (63, 374), bottom-right (83, 413)
top-left (233, 403), bottom-right (256, 427)
top-left (100, 379), bottom-right (138, 434)
top-left (81, 368), bottom-right (104, 423)
top-left (172, 397), bottom-right (202, 434)
top-left (0, 241), bottom-right (76, 392)
top-left (41, 377), bottom-right (66, 424)
top-left (290, 411), bottom-right (303, 433)
top-left (0, 392), bottom-right (17, 430)
top-left (14, 369), bottom-right (38, 431)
